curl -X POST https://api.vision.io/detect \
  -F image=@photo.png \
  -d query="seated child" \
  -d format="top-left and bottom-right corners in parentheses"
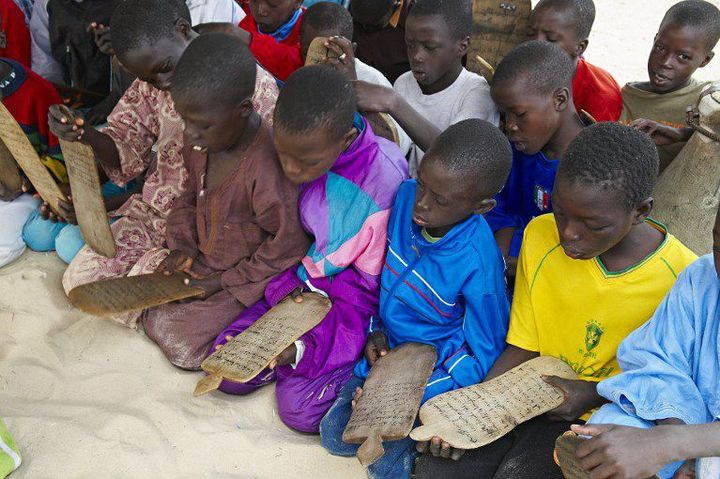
top-left (355, 0), bottom-right (499, 176)
top-left (210, 65), bottom-right (409, 433)
top-left (570, 205), bottom-right (720, 479)
top-left (51, 0), bottom-right (279, 327)
top-left (298, 1), bottom-right (411, 153)
top-left (485, 41), bottom-right (585, 277)
top-left (413, 122), bottom-right (698, 479)
top-left (0, 0), bottom-right (31, 67)
top-left (237, 0), bottom-right (304, 80)
top-left (141, 34), bottom-right (309, 369)
top-left (620, 0), bottom-right (719, 172)
top-left (350, 0), bottom-right (411, 83)
top-left (47, 0), bottom-right (118, 121)
top-left (0, 56), bottom-right (60, 266)
top-left (319, 119), bottom-right (513, 479)
top-left (529, 0), bottom-right (622, 122)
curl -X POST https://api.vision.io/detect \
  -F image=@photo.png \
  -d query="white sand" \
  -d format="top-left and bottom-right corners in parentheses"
top-left (2, 2), bottom-right (719, 478)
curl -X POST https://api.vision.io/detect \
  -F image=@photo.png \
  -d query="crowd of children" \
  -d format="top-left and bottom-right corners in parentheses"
top-left (0, 0), bottom-right (719, 478)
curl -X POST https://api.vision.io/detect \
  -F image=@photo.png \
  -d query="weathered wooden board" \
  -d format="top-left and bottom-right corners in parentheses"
top-left (555, 433), bottom-right (590, 479)
top-left (0, 137), bottom-right (22, 200)
top-left (68, 272), bottom-right (203, 315)
top-left (60, 139), bottom-right (116, 258)
top-left (410, 356), bottom-right (576, 449)
top-left (343, 343), bottom-right (437, 466)
top-left (305, 36), bottom-right (332, 66)
top-left (195, 293), bottom-right (332, 396)
top-left (653, 90), bottom-right (720, 256)
top-left (0, 102), bottom-right (66, 212)
top-left (467, 0), bottom-right (533, 81)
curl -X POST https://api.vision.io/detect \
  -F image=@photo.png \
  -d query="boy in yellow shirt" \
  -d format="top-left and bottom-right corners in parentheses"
top-left (413, 123), bottom-right (697, 479)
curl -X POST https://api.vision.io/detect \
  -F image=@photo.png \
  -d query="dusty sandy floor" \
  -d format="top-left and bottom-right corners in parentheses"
top-left (1, 1), bottom-right (719, 478)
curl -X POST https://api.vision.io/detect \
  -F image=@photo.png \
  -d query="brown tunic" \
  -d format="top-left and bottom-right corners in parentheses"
top-left (141, 122), bottom-right (310, 369)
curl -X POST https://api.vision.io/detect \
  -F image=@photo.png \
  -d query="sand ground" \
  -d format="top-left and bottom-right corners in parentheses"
top-left (2, 1), bottom-right (719, 478)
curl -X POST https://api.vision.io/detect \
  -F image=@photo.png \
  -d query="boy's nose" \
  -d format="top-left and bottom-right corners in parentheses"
top-left (659, 53), bottom-right (674, 69)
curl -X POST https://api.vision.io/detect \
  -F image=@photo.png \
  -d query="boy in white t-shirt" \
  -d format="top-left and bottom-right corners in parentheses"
top-left (353, 0), bottom-right (499, 175)
top-left (298, 1), bottom-right (411, 153)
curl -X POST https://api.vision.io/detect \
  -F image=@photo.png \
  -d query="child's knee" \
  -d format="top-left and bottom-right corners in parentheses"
top-left (319, 401), bottom-right (356, 456)
top-left (22, 211), bottom-right (64, 252)
top-left (587, 402), bottom-right (654, 429)
top-left (277, 397), bottom-right (322, 433)
top-left (55, 225), bottom-right (86, 264)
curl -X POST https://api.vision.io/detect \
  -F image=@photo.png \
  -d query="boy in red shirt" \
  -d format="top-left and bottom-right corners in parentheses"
top-left (529, 0), bottom-right (622, 122)
top-left (237, 0), bottom-right (304, 80)
top-left (0, 56), bottom-right (62, 267)
top-left (0, 0), bottom-right (31, 67)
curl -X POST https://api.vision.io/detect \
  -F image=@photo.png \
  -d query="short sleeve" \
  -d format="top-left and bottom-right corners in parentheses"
top-left (505, 231), bottom-right (540, 351)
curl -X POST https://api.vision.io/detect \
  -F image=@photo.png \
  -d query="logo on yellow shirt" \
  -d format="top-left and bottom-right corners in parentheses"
top-left (583, 319), bottom-right (604, 356)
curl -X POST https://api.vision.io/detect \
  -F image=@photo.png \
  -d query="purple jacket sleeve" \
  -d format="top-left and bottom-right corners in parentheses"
top-left (293, 267), bottom-right (380, 379)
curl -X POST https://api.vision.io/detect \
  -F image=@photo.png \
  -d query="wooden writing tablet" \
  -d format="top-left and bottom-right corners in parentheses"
top-left (195, 293), bottom-right (332, 396)
top-left (0, 102), bottom-right (66, 212)
top-left (68, 271), bottom-right (204, 316)
top-left (0, 138), bottom-right (22, 200)
top-left (305, 36), bottom-right (333, 66)
top-left (467, 0), bottom-right (532, 80)
top-left (60, 139), bottom-right (116, 258)
top-left (343, 342), bottom-right (436, 466)
top-left (410, 356), bottom-right (576, 449)
top-left (555, 432), bottom-right (590, 479)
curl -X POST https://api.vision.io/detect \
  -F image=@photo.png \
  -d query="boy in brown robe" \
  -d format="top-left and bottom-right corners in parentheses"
top-left (144, 33), bottom-right (309, 370)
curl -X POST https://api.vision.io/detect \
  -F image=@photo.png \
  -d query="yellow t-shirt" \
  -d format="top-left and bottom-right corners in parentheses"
top-left (507, 214), bottom-right (697, 418)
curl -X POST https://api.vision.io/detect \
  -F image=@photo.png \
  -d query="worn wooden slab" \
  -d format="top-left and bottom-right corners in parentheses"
top-left (68, 272), bottom-right (204, 316)
top-left (0, 138), bottom-right (22, 200)
top-left (342, 343), bottom-right (436, 466)
top-left (653, 90), bottom-right (720, 255)
top-left (0, 102), bottom-right (66, 212)
top-left (467, 0), bottom-right (532, 80)
top-left (410, 356), bottom-right (576, 449)
top-left (195, 293), bottom-right (332, 396)
top-left (305, 36), bottom-right (332, 66)
top-left (555, 433), bottom-right (590, 479)
top-left (60, 139), bottom-right (116, 258)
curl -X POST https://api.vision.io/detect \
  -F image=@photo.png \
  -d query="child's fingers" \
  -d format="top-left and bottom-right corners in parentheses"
top-left (450, 447), bottom-right (465, 461)
top-left (429, 437), bottom-right (442, 457)
top-left (415, 441), bottom-right (430, 453)
top-left (439, 442), bottom-right (452, 459)
top-left (572, 424), bottom-right (613, 438)
top-left (225, 335), bottom-right (233, 342)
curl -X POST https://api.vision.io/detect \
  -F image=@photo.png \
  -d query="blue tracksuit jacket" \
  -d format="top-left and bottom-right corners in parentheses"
top-left (354, 180), bottom-right (510, 401)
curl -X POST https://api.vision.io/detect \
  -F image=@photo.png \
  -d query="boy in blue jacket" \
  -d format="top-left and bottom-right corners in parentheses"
top-left (319, 119), bottom-right (513, 479)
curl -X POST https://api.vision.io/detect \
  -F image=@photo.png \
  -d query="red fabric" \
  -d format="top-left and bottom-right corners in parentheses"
top-left (572, 58), bottom-right (622, 122)
top-left (0, 0), bottom-right (31, 67)
top-left (238, 2), bottom-right (303, 81)
top-left (2, 60), bottom-right (63, 160)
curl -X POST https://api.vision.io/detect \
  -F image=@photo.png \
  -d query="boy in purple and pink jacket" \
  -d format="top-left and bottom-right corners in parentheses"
top-left (210, 65), bottom-right (408, 433)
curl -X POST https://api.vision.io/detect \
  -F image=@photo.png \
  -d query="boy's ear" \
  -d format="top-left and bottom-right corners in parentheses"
top-left (632, 197), bottom-right (654, 225)
top-left (553, 86), bottom-right (571, 112)
top-left (474, 198), bottom-right (497, 216)
top-left (700, 50), bottom-right (715, 68)
top-left (340, 126), bottom-right (357, 150)
top-left (234, 98), bottom-right (255, 118)
top-left (175, 17), bottom-right (193, 40)
top-left (574, 38), bottom-right (589, 58)
top-left (456, 36), bottom-right (470, 57)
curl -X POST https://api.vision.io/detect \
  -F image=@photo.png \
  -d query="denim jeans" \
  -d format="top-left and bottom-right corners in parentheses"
top-left (319, 374), bottom-right (418, 479)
